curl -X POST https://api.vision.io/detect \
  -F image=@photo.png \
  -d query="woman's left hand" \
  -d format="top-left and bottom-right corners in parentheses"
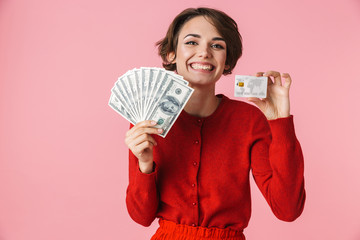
top-left (247, 71), bottom-right (291, 120)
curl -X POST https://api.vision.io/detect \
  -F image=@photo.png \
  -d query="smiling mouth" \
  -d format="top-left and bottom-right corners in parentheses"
top-left (190, 63), bottom-right (215, 71)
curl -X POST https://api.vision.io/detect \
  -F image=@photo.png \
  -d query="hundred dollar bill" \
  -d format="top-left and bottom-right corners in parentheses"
top-left (108, 93), bottom-right (136, 125)
top-left (141, 67), bottom-right (156, 119)
top-left (127, 69), bottom-right (142, 118)
top-left (146, 70), bottom-right (189, 120)
top-left (109, 67), bottom-right (194, 137)
top-left (116, 74), bottom-right (140, 120)
top-left (144, 68), bottom-right (161, 117)
top-left (133, 69), bottom-right (143, 118)
top-left (124, 70), bottom-right (142, 119)
top-left (140, 68), bottom-right (149, 118)
top-left (112, 76), bottom-right (138, 120)
top-left (235, 75), bottom-right (268, 98)
top-left (146, 78), bottom-right (194, 137)
top-left (144, 69), bottom-right (168, 120)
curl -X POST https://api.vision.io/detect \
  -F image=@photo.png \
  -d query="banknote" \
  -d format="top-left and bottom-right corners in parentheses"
top-left (146, 77), bottom-right (194, 137)
top-left (121, 71), bottom-right (140, 119)
top-left (109, 67), bottom-right (193, 137)
top-left (145, 70), bottom-right (184, 120)
top-left (112, 76), bottom-right (138, 120)
top-left (234, 75), bottom-right (267, 98)
top-left (140, 67), bottom-right (151, 117)
top-left (108, 93), bottom-right (136, 125)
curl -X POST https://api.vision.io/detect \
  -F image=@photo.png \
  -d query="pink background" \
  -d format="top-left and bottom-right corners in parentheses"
top-left (1, 0), bottom-right (360, 239)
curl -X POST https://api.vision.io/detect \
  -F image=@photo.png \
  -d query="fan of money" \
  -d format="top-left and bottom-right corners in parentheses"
top-left (109, 67), bottom-right (194, 138)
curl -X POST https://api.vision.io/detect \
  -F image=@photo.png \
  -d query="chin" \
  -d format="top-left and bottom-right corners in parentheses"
top-left (188, 78), bottom-right (219, 87)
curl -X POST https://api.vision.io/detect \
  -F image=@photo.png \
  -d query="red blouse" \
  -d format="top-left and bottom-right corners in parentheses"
top-left (126, 94), bottom-right (305, 231)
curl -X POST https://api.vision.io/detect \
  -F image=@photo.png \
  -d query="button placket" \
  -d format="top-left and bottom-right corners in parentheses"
top-left (190, 118), bottom-right (202, 227)
top-left (193, 138), bottom-right (200, 166)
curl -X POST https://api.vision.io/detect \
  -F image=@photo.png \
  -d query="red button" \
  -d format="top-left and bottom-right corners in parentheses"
top-left (192, 223), bottom-right (196, 227)
top-left (192, 202), bottom-right (197, 206)
top-left (194, 140), bottom-right (199, 144)
top-left (197, 119), bottom-right (201, 123)
top-left (191, 183), bottom-right (196, 187)
top-left (193, 162), bottom-right (197, 166)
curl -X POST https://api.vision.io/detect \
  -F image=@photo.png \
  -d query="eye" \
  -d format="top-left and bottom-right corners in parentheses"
top-left (211, 44), bottom-right (225, 49)
top-left (185, 41), bottom-right (198, 45)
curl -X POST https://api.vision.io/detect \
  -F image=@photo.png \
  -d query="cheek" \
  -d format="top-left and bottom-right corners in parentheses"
top-left (177, 45), bottom-right (193, 62)
top-left (215, 52), bottom-right (227, 66)
top-left (220, 52), bottom-right (227, 63)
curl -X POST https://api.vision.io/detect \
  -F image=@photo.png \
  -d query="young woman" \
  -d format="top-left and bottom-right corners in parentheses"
top-left (124, 7), bottom-right (305, 240)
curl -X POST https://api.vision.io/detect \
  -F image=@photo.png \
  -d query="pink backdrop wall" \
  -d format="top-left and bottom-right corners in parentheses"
top-left (1, 0), bottom-right (360, 239)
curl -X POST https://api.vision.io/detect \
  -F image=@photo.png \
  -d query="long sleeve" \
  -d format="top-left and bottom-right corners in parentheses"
top-left (125, 150), bottom-right (159, 226)
top-left (250, 114), bottom-right (306, 221)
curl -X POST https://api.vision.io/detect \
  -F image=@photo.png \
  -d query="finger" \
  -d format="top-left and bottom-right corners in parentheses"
top-left (255, 72), bottom-right (265, 77)
top-left (282, 73), bottom-right (292, 89)
top-left (125, 127), bottom-right (163, 146)
top-left (267, 77), bottom-right (272, 86)
top-left (134, 140), bottom-right (154, 157)
top-left (130, 133), bottom-right (157, 149)
top-left (131, 126), bottom-right (163, 140)
top-left (255, 72), bottom-right (272, 86)
top-left (126, 120), bottom-right (157, 137)
top-left (264, 71), bottom-right (282, 86)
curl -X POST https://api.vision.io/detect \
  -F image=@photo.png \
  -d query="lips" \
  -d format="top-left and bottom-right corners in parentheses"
top-left (190, 62), bottom-right (215, 71)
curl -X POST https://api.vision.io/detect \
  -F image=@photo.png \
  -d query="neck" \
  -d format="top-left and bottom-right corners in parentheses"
top-left (184, 84), bottom-right (220, 118)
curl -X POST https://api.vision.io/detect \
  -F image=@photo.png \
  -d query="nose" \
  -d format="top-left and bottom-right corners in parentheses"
top-left (197, 45), bottom-right (212, 59)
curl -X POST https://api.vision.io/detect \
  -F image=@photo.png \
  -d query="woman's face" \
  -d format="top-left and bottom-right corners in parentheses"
top-left (169, 16), bottom-right (228, 87)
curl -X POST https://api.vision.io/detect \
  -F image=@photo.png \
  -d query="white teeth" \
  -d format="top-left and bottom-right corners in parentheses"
top-left (191, 63), bottom-right (213, 70)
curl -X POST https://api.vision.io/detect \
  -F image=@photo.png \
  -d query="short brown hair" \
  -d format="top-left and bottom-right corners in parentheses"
top-left (156, 8), bottom-right (243, 75)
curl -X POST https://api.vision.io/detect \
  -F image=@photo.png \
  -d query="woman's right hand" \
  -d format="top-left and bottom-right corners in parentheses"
top-left (125, 120), bottom-right (163, 174)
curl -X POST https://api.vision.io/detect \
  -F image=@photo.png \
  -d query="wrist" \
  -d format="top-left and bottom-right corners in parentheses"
top-left (271, 108), bottom-right (290, 120)
top-left (275, 112), bottom-right (290, 119)
top-left (138, 161), bottom-right (154, 174)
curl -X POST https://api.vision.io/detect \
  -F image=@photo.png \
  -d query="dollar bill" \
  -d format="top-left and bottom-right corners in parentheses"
top-left (146, 77), bottom-right (194, 137)
top-left (141, 67), bottom-right (155, 119)
top-left (124, 70), bottom-right (141, 118)
top-left (133, 69), bottom-right (143, 118)
top-left (112, 76), bottom-right (138, 120)
top-left (116, 73), bottom-right (140, 120)
top-left (109, 67), bottom-right (193, 137)
top-left (145, 68), bottom-right (169, 120)
top-left (108, 93), bottom-right (136, 125)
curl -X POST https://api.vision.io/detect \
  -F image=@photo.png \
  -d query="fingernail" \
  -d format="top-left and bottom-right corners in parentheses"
top-left (157, 128), bottom-right (163, 133)
top-left (151, 121), bottom-right (156, 125)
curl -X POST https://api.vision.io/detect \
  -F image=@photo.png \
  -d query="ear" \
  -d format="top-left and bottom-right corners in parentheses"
top-left (166, 52), bottom-right (176, 64)
top-left (224, 65), bottom-right (230, 70)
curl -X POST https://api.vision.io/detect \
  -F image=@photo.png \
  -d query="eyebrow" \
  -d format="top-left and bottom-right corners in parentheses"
top-left (184, 34), bottom-right (225, 42)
